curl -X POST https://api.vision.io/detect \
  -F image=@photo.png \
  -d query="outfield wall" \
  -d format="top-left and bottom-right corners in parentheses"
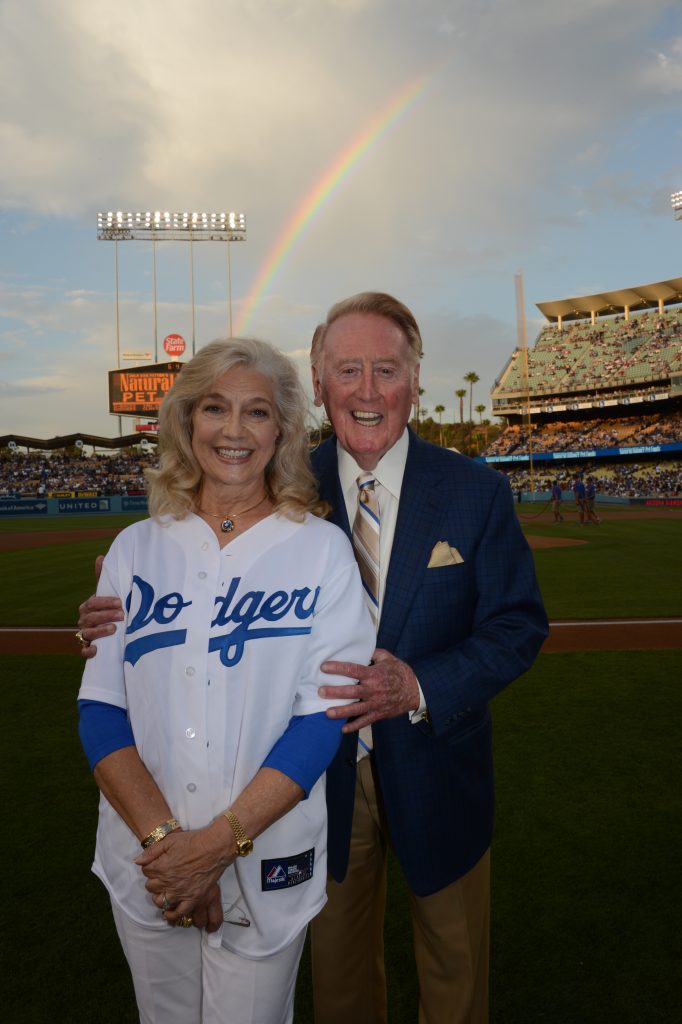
top-left (517, 492), bottom-right (682, 505)
top-left (1, 493), bottom-right (680, 520)
top-left (477, 440), bottom-right (682, 465)
top-left (0, 495), bottom-right (148, 518)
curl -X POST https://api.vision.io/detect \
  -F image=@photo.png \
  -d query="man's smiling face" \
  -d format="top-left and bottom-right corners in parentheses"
top-left (312, 312), bottom-right (419, 470)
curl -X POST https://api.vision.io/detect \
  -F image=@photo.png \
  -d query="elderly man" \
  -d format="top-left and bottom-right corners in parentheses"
top-left (78, 292), bottom-right (548, 1024)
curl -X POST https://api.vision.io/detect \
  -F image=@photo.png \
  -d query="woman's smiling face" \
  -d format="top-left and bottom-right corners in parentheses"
top-left (191, 366), bottom-right (279, 501)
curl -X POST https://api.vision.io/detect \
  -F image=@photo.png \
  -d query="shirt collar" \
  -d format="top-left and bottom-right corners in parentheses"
top-left (337, 428), bottom-right (409, 502)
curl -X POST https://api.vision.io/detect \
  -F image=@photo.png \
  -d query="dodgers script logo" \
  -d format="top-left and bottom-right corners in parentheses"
top-left (124, 574), bottom-right (320, 667)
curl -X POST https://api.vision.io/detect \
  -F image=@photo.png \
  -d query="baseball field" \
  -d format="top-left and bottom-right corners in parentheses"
top-left (2, 504), bottom-right (680, 1022)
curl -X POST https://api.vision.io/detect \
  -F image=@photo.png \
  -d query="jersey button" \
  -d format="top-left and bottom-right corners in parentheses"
top-left (198, 571), bottom-right (207, 579)
top-left (185, 728), bottom-right (196, 739)
top-left (185, 666), bottom-right (195, 677)
top-left (186, 783), bottom-right (197, 793)
top-left (201, 542), bottom-right (209, 551)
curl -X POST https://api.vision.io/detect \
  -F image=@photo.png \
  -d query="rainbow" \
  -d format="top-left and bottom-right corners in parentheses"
top-left (234, 73), bottom-right (430, 335)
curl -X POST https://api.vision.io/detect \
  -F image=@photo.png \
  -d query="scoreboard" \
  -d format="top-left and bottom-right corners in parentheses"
top-left (108, 361), bottom-right (182, 417)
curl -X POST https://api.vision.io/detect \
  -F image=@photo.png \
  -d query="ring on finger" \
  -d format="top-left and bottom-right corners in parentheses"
top-left (178, 915), bottom-right (193, 928)
top-left (75, 630), bottom-right (90, 649)
top-left (161, 894), bottom-right (170, 912)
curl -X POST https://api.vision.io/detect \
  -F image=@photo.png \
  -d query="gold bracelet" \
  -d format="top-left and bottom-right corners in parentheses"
top-left (140, 818), bottom-right (181, 849)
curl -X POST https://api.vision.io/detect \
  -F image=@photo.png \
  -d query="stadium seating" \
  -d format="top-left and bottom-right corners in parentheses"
top-left (484, 412), bottom-right (682, 458)
top-left (494, 305), bottom-right (682, 400)
top-left (0, 450), bottom-right (156, 498)
top-left (498, 461), bottom-right (682, 498)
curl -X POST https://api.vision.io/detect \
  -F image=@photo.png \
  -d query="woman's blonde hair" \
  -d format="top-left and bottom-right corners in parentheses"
top-left (145, 337), bottom-right (327, 521)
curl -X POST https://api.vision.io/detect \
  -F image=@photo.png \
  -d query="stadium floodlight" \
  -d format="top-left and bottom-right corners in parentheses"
top-left (97, 210), bottom-right (247, 241)
top-left (671, 192), bottom-right (682, 221)
top-left (97, 208), bottom-right (246, 374)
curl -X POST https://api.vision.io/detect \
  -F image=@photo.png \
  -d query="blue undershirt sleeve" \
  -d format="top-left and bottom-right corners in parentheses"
top-left (262, 712), bottom-right (345, 798)
top-left (78, 699), bottom-right (136, 772)
top-left (79, 702), bottom-right (344, 794)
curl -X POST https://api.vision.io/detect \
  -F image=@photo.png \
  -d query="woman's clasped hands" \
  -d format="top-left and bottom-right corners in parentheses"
top-left (135, 824), bottom-right (233, 932)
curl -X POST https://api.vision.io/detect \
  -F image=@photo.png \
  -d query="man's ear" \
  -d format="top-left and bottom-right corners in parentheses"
top-left (311, 365), bottom-right (324, 407)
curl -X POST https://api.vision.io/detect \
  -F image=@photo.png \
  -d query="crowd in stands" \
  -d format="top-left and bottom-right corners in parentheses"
top-left (493, 305), bottom-right (682, 400)
top-left (484, 412), bottom-right (682, 457)
top-left (1, 444), bottom-right (681, 502)
top-left (0, 449), bottom-right (157, 497)
top-left (500, 462), bottom-right (682, 498)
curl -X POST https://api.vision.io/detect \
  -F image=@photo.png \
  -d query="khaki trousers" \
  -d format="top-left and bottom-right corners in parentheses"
top-left (312, 755), bottom-right (490, 1024)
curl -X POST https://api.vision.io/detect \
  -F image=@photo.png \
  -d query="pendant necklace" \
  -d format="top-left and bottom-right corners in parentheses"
top-left (198, 495), bottom-right (268, 533)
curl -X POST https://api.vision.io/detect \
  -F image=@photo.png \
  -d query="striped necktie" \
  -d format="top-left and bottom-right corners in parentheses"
top-left (352, 473), bottom-right (380, 756)
top-left (353, 473), bottom-right (381, 626)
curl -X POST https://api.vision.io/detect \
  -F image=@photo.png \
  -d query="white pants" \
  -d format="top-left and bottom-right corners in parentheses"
top-left (111, 901), bottom-right (306, 1024)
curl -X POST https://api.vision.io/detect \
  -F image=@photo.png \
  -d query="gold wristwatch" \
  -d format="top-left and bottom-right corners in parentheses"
top-left (223, 810), bottom-right (254, 857)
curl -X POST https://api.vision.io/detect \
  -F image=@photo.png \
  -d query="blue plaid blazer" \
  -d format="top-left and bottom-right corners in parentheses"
top-left (312, 429), bottom-right (548, 897)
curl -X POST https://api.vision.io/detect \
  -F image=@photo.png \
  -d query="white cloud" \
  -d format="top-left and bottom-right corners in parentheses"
top-left (643, 38), bottom-right (682, 92)
top-left (1, 1), bottom-right (682, 435)
top-left (0, 379), bottom-right (65, 398)
top-left (0, 0), bottom-right (676, 269)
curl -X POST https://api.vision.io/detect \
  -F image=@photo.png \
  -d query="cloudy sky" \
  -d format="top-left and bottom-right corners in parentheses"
top-left (1, 0), bottom-right (681, 438)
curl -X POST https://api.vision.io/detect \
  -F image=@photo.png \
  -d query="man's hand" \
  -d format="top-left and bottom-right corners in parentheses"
top-left (77, 555), bottom-right (123, 659)
top-left (318, 649), bottom-right (420, 731)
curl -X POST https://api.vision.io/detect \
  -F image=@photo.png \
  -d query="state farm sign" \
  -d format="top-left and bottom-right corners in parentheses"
top-left (163, 333), bottom-right (186, 357)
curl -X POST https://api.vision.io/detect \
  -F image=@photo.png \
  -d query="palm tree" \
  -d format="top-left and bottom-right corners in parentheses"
top-left (481, 417), bottom-right (491, 449)
top-left (455, 389), bottom-right (467, 424)
top-left (434, 404), bottom-right (445, 446)
top-left (475, 403), bottom-right (486, 424)
top-left (415, 387), bottom-right (425, 434)
top-left (464, 372), bottom-right (480, 425)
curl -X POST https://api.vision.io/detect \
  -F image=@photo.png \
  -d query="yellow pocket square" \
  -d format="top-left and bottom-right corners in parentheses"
top-left (427, 541), bottom-right (464, 568)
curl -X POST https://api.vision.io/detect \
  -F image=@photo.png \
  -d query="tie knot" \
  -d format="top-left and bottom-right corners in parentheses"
top-left (352, 473), bottom-right (374, 501)
top-left (357, 472), bottom-right (376, 493)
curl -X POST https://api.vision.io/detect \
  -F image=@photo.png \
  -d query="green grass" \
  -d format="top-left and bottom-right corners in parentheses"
top-left (0, 515), bottom-right (142, 625)
top-left (2, 509), bottom-right (680, 1020)
top-left (0, 513), bottom-right (143, 533)
top-left (0, 542), bottom-right (122, 625)
top-left (2, 655), bottom-right (137, 1023)
top-left (1, 509), bottom-right (681, 625)
top-left (490, 650), bottom-right (681, 1023)
top-left (525, 516), bottom-right (682, 619)
top-left (3, 651), bottom-right (681, 1023)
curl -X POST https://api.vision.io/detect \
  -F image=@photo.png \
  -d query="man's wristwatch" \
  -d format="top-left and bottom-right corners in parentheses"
top-left (223, 809), bottom-right (254, 857)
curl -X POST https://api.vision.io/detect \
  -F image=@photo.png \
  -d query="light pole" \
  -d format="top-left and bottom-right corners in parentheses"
top-left (97, 210), bottom-right (247, 361)
top-left (514, 270), bottom-right (535, 493)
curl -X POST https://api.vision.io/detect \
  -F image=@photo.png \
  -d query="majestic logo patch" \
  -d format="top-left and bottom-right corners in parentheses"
top-left (123, 574), bottom-right (320, 667)
top-left (261, 849), bottom-right (315, 891)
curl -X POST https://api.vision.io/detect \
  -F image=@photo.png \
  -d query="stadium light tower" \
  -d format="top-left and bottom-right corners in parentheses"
top-left (97, 210), bottom-right (247, 358)
top-left (671, 191), bottom-right (682, 221)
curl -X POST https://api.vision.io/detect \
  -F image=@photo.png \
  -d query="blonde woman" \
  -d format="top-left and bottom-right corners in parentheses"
top-left (78, 338), bottom-right (374, 1024)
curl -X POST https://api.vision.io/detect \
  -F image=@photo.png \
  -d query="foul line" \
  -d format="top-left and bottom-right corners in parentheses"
top-left (0, 626), bottom-right (77, 633)
top-left (549, 618), bottom-right (682, 627)
top-left (2, 619), bottom-right (682, 634)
